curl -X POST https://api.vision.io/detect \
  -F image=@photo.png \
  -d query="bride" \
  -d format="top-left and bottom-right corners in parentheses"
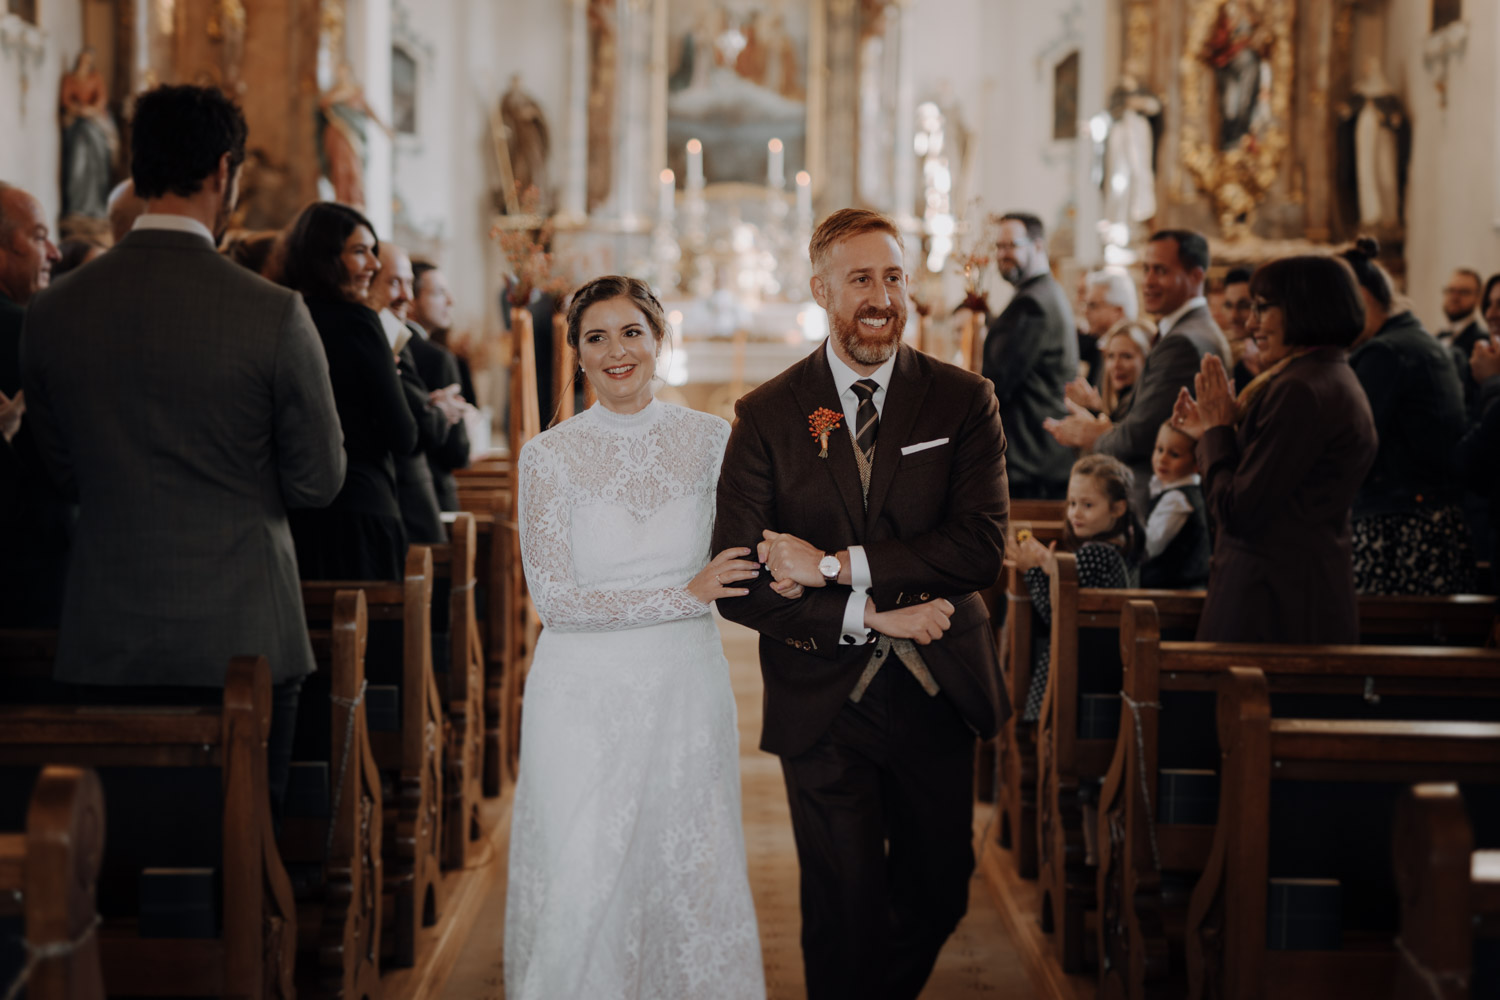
top-left (505, 275), bottom-right (766, 998)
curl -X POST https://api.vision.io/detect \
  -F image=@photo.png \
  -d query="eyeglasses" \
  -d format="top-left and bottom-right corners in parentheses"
top-left (1250, 299), bottom-right (1277, 318)
top-left (994, 239), bottom-right (1032, 252)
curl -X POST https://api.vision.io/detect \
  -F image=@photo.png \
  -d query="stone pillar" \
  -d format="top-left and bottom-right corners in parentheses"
top-left (890, 0), bottom-right (918, 235)
top-left (605, 0), bottom-right (652, 230)
top-left (822, 0), bottom-right (859, 211)
top-left (558, 0), bottom-right (589, 224)
top-left (347, 0), bottom-right (392, 237)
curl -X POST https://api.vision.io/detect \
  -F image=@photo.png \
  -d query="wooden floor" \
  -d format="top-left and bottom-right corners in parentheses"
top-left (425, 615), bottom-right (1055, 999)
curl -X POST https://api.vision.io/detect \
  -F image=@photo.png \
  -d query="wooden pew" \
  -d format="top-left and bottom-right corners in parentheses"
top-left (452, 488), bottom-right (516, 795)
top-left (430, 513), bottom-right (485, 868)
top-left (1391, 782), bottom-right (1500, 1000)
top-left (1034, 553), bottom-right (1204, 971)
top-left (300, 547), bottom-right (443, 970)
top-left (0, 765), bottom-right (106, 1000)
top-left (1183, 667), bottom-right (1500, 1000)
top-left (1097, 600), bottom-right (1500, 1000)
top-left (1010, 498), bottom-right (1066, 524)
top-left (289, 589), bottom-right (383, 1000)
top-left (0, 656), bottom-right (298, 999)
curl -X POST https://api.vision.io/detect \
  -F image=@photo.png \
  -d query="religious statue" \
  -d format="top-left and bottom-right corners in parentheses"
top-left (500, 75), bottom-right (551, 215)
top-left (316, 63), bottom-right (389, 209)
top-left (58, 48), bottom-right (117, 220)
top-left (1336, 58), bottom-right (1411, 232)
top-left (1202, 1), bottom-right (1270, 151)
top-left (1094, 77), bottom-right (1161, 255)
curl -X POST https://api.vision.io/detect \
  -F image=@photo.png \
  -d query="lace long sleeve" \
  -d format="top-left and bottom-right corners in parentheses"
top-left (517, 432), bottom-right (712, 632)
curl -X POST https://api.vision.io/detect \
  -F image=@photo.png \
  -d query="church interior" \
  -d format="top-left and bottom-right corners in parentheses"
top-left (2, 0), bottom-right (1499, 998)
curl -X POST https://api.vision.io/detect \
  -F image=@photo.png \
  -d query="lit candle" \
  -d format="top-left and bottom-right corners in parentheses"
top-left (686, 138), bottom-right (704, 191)
top-left (659, 168), bottom-right (675, 222)
top-left (767, 138), bottom-right (785, 190)
top-left (796, 170), bottom-right (812, 218)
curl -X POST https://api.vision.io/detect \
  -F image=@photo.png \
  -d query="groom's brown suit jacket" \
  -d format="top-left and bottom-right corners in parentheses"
top-left (713, 342), bottom-right (1011, 757)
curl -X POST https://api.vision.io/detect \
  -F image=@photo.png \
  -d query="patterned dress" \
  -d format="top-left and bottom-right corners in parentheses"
top-left (1021, 541), bottom-right (1133, 721)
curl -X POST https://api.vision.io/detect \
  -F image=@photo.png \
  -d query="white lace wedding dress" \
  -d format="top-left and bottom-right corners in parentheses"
top-left (505, 398), bottom-right (765, 1000)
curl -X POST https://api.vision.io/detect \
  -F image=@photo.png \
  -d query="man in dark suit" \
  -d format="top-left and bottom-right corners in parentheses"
top-left (410, 260), bottom-right (472, 510)
top-left (1438, 268), bottom-right (1492, 421)
top-left (714, 208), bottom-right (1009, 1000)
top-left (0, 182), bottom-right (67, 627)
top-left (1046, 229), bottom-right (1231, 511)
top-left (20, 85), bottom-right (345, 816)
top-left (981, 211), bottom-right (1077, 499)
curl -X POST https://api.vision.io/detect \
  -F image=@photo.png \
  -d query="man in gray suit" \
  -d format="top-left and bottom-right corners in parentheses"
top-left (1046, 229), bottom-right (1231, 511)
top-left (20, 85), bottom-right (345, 816)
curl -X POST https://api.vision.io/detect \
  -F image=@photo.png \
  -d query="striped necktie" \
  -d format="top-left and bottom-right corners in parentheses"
top-left (851, 378), bottom-right (880, 463)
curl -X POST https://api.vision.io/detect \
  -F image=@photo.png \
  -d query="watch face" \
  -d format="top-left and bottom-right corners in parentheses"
top-left (819, 556), bottom-right (841, 578)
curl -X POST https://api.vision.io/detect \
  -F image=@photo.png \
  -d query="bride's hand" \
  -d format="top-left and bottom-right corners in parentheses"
top-left (687, 547), bottom-right (761, 604)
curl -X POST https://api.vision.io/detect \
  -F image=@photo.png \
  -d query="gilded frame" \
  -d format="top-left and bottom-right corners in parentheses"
top-left (1178, 0), bottom-right (1296, 238)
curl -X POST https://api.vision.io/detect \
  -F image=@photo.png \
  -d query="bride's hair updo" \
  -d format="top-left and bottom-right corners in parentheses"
top-left (565, 275), bottom-right (668, 354)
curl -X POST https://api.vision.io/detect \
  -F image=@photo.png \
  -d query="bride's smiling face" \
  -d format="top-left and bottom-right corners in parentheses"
top-left (578, 296), bottom-right (661, 414)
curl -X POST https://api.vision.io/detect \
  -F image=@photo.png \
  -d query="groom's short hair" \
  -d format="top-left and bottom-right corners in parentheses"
top-left (809, 208), bottom-right (904, 275)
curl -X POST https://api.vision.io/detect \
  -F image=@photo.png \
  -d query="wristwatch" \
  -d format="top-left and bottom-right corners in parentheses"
top-left (818, 553), bottom-right (841, 581)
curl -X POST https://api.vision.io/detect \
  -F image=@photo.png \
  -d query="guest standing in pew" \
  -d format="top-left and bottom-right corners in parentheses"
top-left (1140, 419), bottom-right (1210, 589)
top-left (1007, 453), bottom-right (1143, 721)
top-left (1171, 254), bottom-right (1377, 642)
top-left (1044, 230), bottom-right (1232, 514)
top-left (408, 260), bottom-right (473, 511)
top-left (273, 202), bottom-right (418, 581)
top-left (1456, 338), bottom-right (1500, 591)
top-left (1064, 319), bottom-right (1154, 423)
top-left (18, 85), bottom-right (345, 819)
top-left (1340, 238), bottom-right (1476, 595)
top-left (411, 262), bottom-right (477, 410)
top-left (366, 240), bottom-right (458, 546)
top-left (0, 181), bottom-right (68, 628)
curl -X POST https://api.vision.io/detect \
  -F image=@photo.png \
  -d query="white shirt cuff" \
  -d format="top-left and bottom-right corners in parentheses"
top-left (848, 545), bottom-right (872, 592)
top-left (841, 591), bottom-right (870, 644)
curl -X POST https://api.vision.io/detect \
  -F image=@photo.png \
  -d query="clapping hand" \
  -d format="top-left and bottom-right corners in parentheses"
top-left (1471, 339), bottom-right (1500, 383)
top-left (1173, 354), bottom-right (1236, 439)
top-left (428, 383), bottom-right (469, 426)
top-left (1044, 398), bottom-right (1111, 448)
top-left (0, 389), bottom-right (23, 444)
top-left (1064, 376), bottom-right (1105, 414)
top-left (1003, 534), bottom-right (1056, 575)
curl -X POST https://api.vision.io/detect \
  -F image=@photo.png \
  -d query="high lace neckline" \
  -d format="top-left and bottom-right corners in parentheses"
top-left (587, 396), bottom-right (662, 432)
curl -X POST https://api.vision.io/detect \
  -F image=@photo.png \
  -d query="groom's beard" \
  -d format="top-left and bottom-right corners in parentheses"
top-left (832, 305), bottom-right (905, 366)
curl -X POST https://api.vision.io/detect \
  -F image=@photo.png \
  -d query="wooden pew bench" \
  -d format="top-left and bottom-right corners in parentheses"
top-left (286, 589), bottom-right (383, 1000)
top-left (1391, 782), bottom-right (1500, 1000)
top-left (430, 513), bottom-right (485, 868)
top-left (1183, 667), bottom-right (1500, 1000)
top-left (0, 766), bottom-right (106, 1000)
top-left (453, 491), bottom-right (516, 795)
top-left (1097, 600), bottom-right (1500, 999)
top-left (301, 547), bottom-right (443, 970)
top-left (0, 657), bottom-right (297, 999)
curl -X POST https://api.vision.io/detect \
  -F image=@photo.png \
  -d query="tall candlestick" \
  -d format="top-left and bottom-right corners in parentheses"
top-left (686, 138), bottom-right (705, 192)
top-left (796, 170), bottom-right (812, 218)
top-left (767, 138), bottom-right (785, 190)
top-left (658, 168), bottom-right (675, 222)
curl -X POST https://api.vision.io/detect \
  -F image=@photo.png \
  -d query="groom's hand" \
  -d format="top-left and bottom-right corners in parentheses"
top-left (759, 530), bottom-right (846, 588)
top-left (865, 598), bottom-right (954, 645)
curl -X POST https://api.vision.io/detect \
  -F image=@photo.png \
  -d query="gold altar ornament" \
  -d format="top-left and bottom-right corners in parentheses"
top-left (1178, 0), bottom-right (1296, 240)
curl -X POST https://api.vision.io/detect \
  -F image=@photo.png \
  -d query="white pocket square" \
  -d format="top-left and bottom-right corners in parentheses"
top-left (900, 437), bottom-right (949, 456)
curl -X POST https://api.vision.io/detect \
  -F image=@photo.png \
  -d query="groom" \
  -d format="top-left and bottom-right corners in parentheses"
top-left (713, 208), bottom-right (1010, 999)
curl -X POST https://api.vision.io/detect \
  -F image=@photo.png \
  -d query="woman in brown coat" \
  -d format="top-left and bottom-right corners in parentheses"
top-left (1171, 255), bottom-right (1378, 642)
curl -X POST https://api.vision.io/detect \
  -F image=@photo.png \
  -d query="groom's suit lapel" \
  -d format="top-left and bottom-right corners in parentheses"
top-left (863, 345), bottom-right (931, 531)
top-left (789, 347), bottom-right (866, 533)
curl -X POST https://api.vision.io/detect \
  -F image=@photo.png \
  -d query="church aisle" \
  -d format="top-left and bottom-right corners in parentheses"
top-left (437, 613), bottom-right (1035, 999)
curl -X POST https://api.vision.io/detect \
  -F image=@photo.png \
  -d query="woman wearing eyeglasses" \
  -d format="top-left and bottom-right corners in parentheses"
top-left (1171, 255), bottom-right (1377, 643)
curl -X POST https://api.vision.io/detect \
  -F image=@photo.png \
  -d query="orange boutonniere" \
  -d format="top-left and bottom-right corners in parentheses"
top-left (808, 407), bottom-right (843, 458)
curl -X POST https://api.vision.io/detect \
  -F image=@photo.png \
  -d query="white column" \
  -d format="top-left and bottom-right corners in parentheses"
top-left (608, 0), bottom-right (652, 230)
top-left (348, 0), bottom-right (392, 237)
top-left (891, 0), bottom-right (919, 233)
top-left (559, 0), bottom-right (589, 223)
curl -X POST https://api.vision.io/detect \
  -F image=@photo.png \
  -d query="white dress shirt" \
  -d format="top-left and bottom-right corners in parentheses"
top-left (824, 337), bottom-right (897, 644)
top-left (131, 213), bottom-right (215, 245)
top-left (1156, 295), bottom-right (1208, 339)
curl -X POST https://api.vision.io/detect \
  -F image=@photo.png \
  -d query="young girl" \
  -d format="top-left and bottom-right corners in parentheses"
top-left (1007, 454), bottom-right (1143, 720)
top-left (1141, 420), bottom-right (1211, 589)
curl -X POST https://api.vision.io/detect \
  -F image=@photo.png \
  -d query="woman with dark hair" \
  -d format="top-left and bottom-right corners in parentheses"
top-left (50, 236), bottom-right (105, 280)
top-left (1340, 237), bottom-right (1474, 595)
top-left (277, 201), bottom-right (416, 581)
top-left (506, 275), bottom-right (764, 998)
top-left (1172, 254), bottom-right (1377, 642)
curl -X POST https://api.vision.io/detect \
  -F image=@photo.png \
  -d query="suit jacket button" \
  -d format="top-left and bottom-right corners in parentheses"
top-left (919, 592), bottom-right (931, 601)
